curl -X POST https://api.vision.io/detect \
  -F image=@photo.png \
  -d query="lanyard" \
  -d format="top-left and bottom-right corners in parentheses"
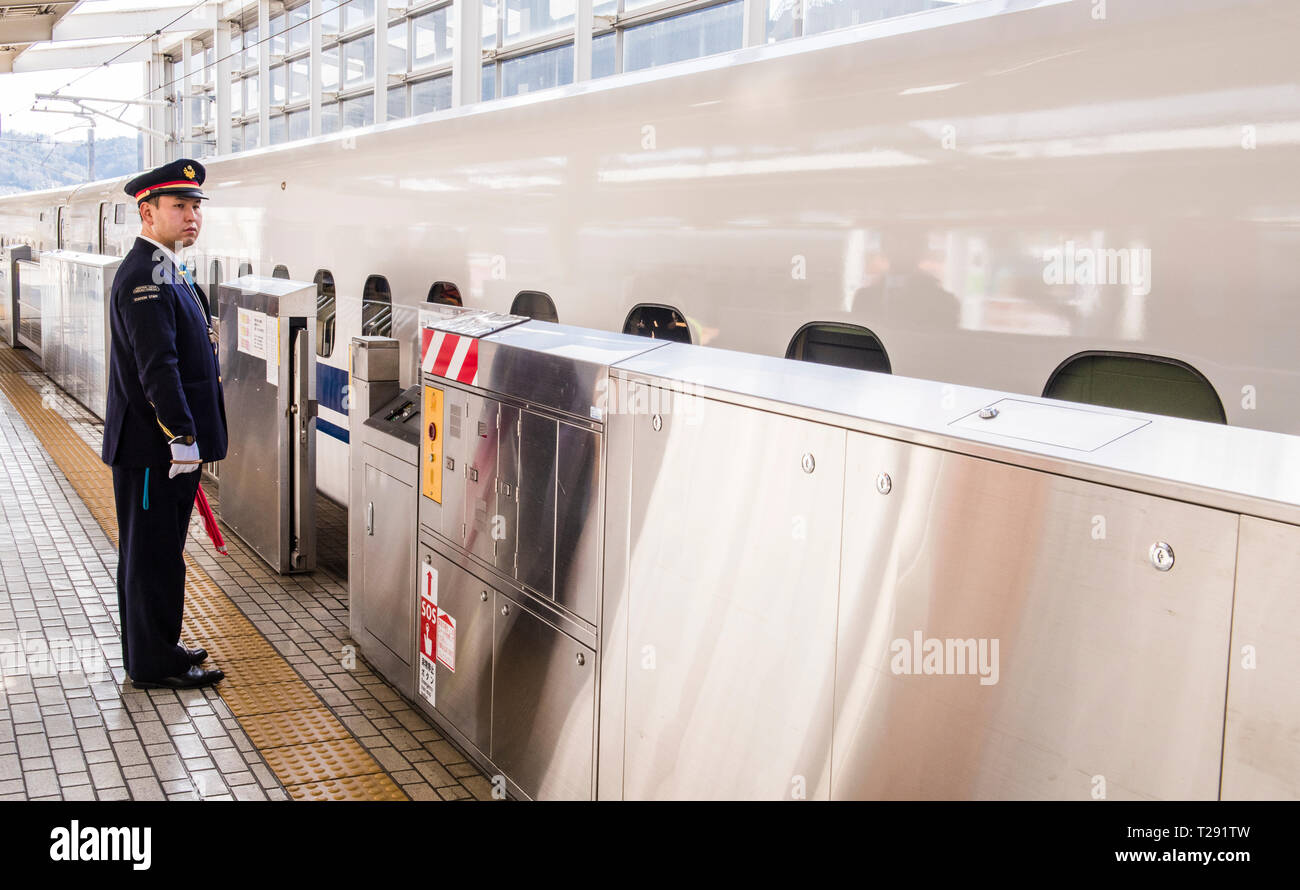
top-left (177, 263), bottom-right (219, 349)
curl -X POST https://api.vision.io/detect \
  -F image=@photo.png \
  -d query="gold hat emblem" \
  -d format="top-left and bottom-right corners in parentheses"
top-left (183, 165), bottom-right (196, 180)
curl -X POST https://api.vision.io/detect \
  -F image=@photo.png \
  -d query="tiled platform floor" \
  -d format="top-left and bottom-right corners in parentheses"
top-left (0, 347), bottom-right (492, 801)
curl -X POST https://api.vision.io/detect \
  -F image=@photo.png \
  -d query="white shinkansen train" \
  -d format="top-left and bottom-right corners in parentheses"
top-left (1, 0), bottom-right (1296, 506)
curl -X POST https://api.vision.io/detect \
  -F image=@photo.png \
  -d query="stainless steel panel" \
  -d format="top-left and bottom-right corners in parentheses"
top-left (611, 343), bottom-right (1300, 529)
top-left (1222, 516), bottom-right (1300, 800)
top-left (554, 422), bottom-right (601, 624)
top-left (832, 432), bottom-right (1238, 800)
top-left (440, 388), bottom-right (469, 546)
top-left (37, 251), bottom-right (117, 419)
top-left (425, 547), bottom-right (494, 753)
top-left (0, 245), bottom-right (30, 348)
top-left (225, 274), bottom-right (316, 316)
top-left (362, 458), bottom-right (416, 666)
top-left (0, 260), bottom-right (8, 346)
top-left (15, 260), bottom-right (40, 356)
top-left (492, 592), bottom-right (595, 800)
top-left (496, 403), bottom-right (520, 575)
top-left (622, 390), bottom-right (845, 800)
top-left (217, 280), bottom-right (316, 573)
top-left (516, 410), bottom-right (556, 598)
top-left (596, 388), bottom-right (635, 799)
top-left (352, 335), bottom-right (400, 382)
top-left (291, 326), bottom-right (316, 571)
top-left (348, 337), bottom-right (409, 696)
top-left (464, 394), bottom-right (500, 565)
top-left (471, 321), bottom-right (667, 423)
top-left (948, 398), bottom-right (1149, 452)
top-left (219, 305), bottom-right (284, 569)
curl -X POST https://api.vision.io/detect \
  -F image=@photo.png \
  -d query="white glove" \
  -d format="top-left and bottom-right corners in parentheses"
top-left (169, 441), bottom-right (201, 478)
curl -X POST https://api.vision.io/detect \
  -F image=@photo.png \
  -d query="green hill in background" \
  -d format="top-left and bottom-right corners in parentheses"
top-left (0, 129), bottom-right (142, 196)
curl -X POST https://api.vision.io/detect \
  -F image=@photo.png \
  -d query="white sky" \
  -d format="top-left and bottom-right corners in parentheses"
top-left (1, 63), bottom-right (146, 142)
top-left (0, 0), bottom-right (199, 141)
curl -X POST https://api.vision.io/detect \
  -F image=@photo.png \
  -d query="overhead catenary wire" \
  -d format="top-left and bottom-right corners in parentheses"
top-left (130, 1), bottom-right (348, 105)
top-left (49, 0), bottom-right (217, 98)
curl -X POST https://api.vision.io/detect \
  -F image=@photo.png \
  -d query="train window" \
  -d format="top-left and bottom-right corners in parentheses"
top-left (115, 204), bottom-right (127, 225)
top-left (315, 269), bottom-right (336, 358)
top-left (786, 322), bottom-right (891, 374)
top-left (238, 262), bottom-right (253, 277)
top-left (427, 280), bottom-right (462, 306)
top-left (510, 290), bottom-right (558, 322)
top-left (99, 203), bottom-right (110, 255)
top-left (1043, 352), bottom-right (1226, 424)
top-left (272, 264), bottom-right (289, 279)
top-left (623, 304), bottom-right (692, 343)
top-left (362, 274), bottom-right (392, 337)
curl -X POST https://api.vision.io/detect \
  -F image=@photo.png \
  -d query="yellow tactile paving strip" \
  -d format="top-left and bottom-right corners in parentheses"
top-left (0, 347), bottom-right (406, 801)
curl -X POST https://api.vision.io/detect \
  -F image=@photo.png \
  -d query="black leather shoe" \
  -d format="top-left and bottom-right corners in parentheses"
top-left (186, 647), bottom-right (208, 665)
top-left (132, 666), bottom-right (224, 690)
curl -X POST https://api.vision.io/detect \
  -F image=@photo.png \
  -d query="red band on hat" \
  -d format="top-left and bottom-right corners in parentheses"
top-left (135, 180), bottom-right (203, 199)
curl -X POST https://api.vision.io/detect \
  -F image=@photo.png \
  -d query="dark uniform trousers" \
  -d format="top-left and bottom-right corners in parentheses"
top-left (112, 464), bottom-right (200, 681)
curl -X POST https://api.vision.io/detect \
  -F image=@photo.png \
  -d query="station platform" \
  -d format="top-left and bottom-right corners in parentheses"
top-left (0, 342), bottom-right (492, 801)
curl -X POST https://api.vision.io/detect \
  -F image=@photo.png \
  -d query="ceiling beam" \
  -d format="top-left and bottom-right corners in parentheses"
top-left (51, 6), bottom-right (219, 42)
top-left (0, 13), bottom-right (55, 43)
top-left (11, 38), bottom-right (153, 72)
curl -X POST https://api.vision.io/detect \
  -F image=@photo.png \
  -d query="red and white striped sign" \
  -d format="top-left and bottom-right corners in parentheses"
top-left (421, 328), bottom-right (480, 386)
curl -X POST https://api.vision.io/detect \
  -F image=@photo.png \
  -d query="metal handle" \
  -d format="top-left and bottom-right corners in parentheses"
top-left (576, 652), bottom-right (586, 667)
top-left (500, 604), bottom-right (510, 617)
top-left (480, 590), bottom-right (488, 602)
top-left (366, 501), bottom-right (373, 535)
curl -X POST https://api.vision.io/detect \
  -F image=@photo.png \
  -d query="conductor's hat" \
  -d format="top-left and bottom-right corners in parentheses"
top-left (124, 158), bottom-right (207, 204)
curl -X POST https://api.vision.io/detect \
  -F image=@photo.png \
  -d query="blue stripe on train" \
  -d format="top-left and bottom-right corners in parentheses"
top-left (317, 416), bottom-right (350, 444)
top-left (317, 362), bottom-right (349, 416)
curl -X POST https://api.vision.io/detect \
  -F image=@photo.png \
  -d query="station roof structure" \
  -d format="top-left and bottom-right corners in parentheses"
top-left (0, 0), bottom-right (219, 73)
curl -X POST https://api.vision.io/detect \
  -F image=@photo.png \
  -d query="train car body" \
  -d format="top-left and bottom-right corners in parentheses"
top-left (2, 0), bottom-right (1296, 506)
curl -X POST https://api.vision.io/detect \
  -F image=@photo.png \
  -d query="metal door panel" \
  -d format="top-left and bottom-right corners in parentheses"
top-left (832, 432), bottom-right (1238, 800)
top-left (516, 410), bottom-right (556, 597)
top-left (492, 593), bottom-right (595, 800)
top-left (496, 403), bottom-right (520, 575)
top-left (554, 422), bottom-right (601, 623)
top-left (362, 461), bottom-right (415, 663)
top-left (290, 325), bottom-right (316, 570)
top-left (16, 260), bottom-right (40, 356)
top-left (464, 394), bottom-right (500, 565)
top-left (426, 548), bottom-right (494, 754)
top-left (441, 389), bottom-right (469, 546)
top-left (218, 299), bottom-right (285, 569)
top-left (1222, 516), bottom-right (1300, 799)
top-left (623, 390), bottom-right (844, 799)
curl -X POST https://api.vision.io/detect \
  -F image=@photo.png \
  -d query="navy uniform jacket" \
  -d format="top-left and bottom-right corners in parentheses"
top-left (101, 237), bottom-right (228, 467)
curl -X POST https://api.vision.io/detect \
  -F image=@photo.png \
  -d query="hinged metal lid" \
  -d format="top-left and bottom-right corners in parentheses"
top-left (422, 306), bottom-right (529, 338)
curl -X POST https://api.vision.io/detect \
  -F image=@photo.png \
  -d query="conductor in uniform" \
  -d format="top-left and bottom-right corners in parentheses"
top-left (101, 159), bottom-right (227, 689)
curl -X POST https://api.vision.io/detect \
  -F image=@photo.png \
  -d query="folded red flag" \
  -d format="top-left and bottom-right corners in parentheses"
top-left (194, 484), bottom-right (228, 555)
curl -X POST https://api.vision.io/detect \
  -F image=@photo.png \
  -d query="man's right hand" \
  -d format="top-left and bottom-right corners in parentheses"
top-left (169, 441), bottom-right (201, 478)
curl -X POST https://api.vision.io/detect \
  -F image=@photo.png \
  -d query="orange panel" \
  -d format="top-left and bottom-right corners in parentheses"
top-left (422, 384), bottom-right (443, 503)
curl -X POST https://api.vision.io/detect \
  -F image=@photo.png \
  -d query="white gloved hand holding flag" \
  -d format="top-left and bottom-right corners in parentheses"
top-left (169, 441), bottom-right (201, 478)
